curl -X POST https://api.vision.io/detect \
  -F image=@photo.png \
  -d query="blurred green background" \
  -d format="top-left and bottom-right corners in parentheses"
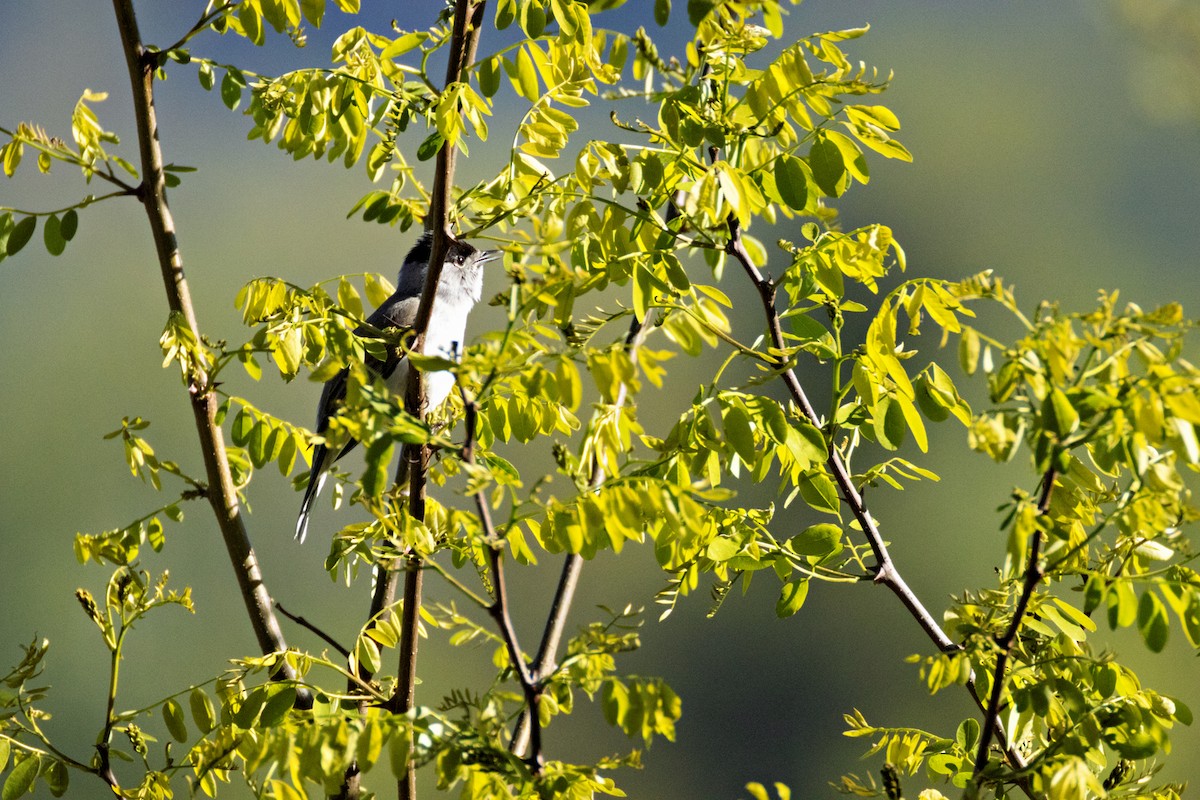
top-left (2, 1), bottom-right (1199, 797)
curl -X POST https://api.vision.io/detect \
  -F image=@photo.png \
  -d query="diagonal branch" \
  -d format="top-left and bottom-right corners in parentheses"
top-left (973, 467), bottom-right (1056, 778)
top-left (721, 207), bottom-right (1031, 788)
top-left (460, 396), bottom-right (545, 772)
top-left (109, 0), bottom-right (307, 707)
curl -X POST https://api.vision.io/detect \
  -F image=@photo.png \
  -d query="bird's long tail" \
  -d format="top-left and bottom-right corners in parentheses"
top-left (295, 444), bottom-right (329, 543)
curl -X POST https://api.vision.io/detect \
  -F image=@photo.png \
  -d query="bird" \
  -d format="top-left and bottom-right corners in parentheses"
top-left (295, 232), bottom-right (499, 543)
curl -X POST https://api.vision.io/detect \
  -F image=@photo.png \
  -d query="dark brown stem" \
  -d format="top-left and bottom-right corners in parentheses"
top-left (973, 468), bottom-right (1056, 777)
top-left (275, 601), bottom-right (350, 659)
top-left (486, 539), bottom-right (544, 772)
top-left (461, 396), bottom-right (545, 772)
top-left (389, 3), bottom-right (488, 797)
top-left (110, 0), bottom-right (306, 707)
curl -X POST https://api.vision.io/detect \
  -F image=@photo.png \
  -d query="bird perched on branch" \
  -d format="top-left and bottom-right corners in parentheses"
top-left (295, 232), bottom-right (499, 542)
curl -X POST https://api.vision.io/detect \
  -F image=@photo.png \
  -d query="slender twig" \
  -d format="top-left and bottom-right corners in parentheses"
top-left (0, 190), bottom-right (134, 217)
top-left (95, 625), bottom-right (126, 791)
top-left (109, 0), bottom-right (306, 707)
top-left (275, 601), bottom-right (351, 659)
top-left (161, 2), bottom-right (237, 53)
top-left (724, 215), bottom-right (955, 649)
top-left (973, 467), bottom-right (1056, 778)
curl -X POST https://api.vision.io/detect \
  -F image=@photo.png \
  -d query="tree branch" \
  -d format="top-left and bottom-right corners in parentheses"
top-left (109, 0), bottom-right (307, 708)
top-left (511, 314), bottom-right (651, 755)
top-left (973, 467), bottom-right (1055, 778)
top-left (721, 206), bottom-right (1031, 786)
top-left (275, 601), bottom-right (350, 659)
top-left (386, 3), bottom-right (488, 797)
top-left (460, 394), bottom-right (545, 772)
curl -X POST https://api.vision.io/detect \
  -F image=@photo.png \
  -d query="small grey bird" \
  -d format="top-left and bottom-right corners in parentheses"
top-left (295, 233), bottom-right (499, 542)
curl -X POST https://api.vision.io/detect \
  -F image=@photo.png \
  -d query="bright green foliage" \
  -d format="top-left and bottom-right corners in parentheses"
top-left (3, 1), bottom-right (1200, 799)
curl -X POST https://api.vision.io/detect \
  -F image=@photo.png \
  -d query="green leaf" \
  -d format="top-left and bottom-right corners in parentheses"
top-left (6, 216), bottom-right (36, 257)
top-left (785, 420), bottom-right (826, 466)
top-left (59, 209), bottom-right (78, 241)
top-left (231, 409), bottom-right (254, 446)
top-left (915, 374), bottom-right (951, 422)
top-left (809, 138), bottom-right (846, 197)
top-left (362, 437), bottom-right (394, 497)
top-left (687, 0), bottom-right (718, 25)
top-left (872, 395), bottom-right (906, 450)
top-left (259, 685), bottom-right (296, 727)
top-left (163, 698), bottom-right (188, 742)
top-left (776, 579), bottom-right (809, 618)
top-left (190, 687), bottom-right (216, 733)
top-left (1137, 590), bottom-right (1169, 652)
top-left (706, 536), bottom-right (739, 562)
top-left (478, 56), bottom-right (501, 98)
top-left (0, 739), bottom-right (7, 773)
top-left (654, 0), bottom-right (670, 25)
top-left (1107, 581), bottom-right (1137, 629)
top-left (416, 132), bottom-right (443, 161)
top-left (495, 0), bottom-right (516, 29)
top-left (722, 403), bottom-right (757, 466)
top-left (2, 754), bottom-right (40, 800)
top-left (44, 761), bottom-right (68, 798)
top-left (43, 213), bottom-right (65, 256)
top-left (955, 717), bottom-right (980, 750)
top-left (1042, 386), bottom-right (1079, 438)
top-left (198, 61), bottom-right (215, 91)
top-left (958, 327), bottom-right (980, 375)
top-left (799, 470), bottom-right (839, 515)
top-left (514, 47), bottom-right (540, 101)
top-left (221, 70), bottom-right (244, 110)
top-left (776, 155), bottom-right (810, 212)
top-left (789, 523), bottom-right (842, 557)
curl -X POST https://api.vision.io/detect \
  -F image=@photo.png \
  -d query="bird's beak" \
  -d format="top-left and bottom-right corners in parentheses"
top-left (480, 249), bottom-right (503, 265)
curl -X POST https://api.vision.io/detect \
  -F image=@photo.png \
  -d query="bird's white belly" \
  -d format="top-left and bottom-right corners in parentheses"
top-left (383, 318), bottom-right (465, 412)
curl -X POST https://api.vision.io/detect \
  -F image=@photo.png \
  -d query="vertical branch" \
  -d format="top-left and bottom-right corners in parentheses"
top-left (388, 2), bottom-right (488, 797)
top-left (109, 0), bottom-right (305, 705)
top-left (973, 467), bottom-right (1056, 777)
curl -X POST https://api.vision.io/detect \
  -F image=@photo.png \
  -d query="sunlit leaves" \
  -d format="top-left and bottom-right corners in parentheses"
top-left (601, 676), bottom-right (681, 745)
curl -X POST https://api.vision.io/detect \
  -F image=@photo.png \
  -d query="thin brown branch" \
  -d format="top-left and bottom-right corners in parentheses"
top-left (720, 197), bottom-right (1031, 787)
top-left (109, 0), bottom-right (307, 708)
top-left (724, 218), bottom-right (953, 649)
top-left (275, 601), bottom-right (351, 659)
top-left (486, 533), bottom-right (544, 773)
top-left (973, 467), bottom-right (1056, 778)
top-left (389, 3), bottom-right (488, 797)
top-left (461, 394), bottom-right (545, 772)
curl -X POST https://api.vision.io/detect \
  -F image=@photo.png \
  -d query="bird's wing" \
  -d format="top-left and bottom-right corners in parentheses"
top-left (296, 293), bottom-right (420, 541)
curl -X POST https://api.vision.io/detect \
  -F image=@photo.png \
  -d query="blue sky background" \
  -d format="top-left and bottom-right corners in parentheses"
top-left (2, 1), bottom-right (1200, 797)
